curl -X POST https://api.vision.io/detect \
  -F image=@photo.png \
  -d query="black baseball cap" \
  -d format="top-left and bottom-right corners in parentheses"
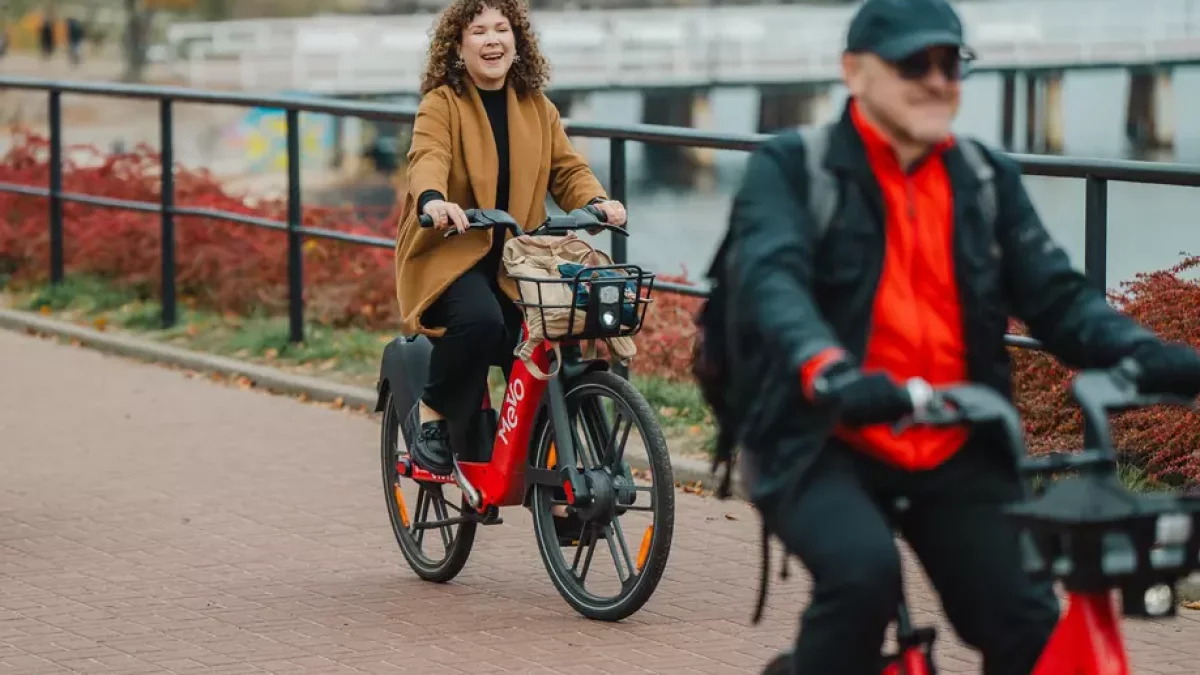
top-left (845, 0), bottom-right (965, 62)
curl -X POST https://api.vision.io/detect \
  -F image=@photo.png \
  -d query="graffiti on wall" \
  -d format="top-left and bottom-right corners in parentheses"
top-left (220, 104), bottom-right (336, 174)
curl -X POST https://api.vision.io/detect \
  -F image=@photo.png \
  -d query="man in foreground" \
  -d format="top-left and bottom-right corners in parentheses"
top-left (721, 0), bottom-right (1200, 672)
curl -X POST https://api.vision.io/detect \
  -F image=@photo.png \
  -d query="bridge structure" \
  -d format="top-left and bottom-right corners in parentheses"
top-left (165, 0), bottom-right (1199, 94)
top-left (162, 0), bottom-right (1195, 165)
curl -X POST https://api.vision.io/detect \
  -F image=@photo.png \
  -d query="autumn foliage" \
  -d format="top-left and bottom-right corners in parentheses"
top-left (0, 131), bottom-right (399, 327)
top-left (1, 131), bottom-right (1197, 484)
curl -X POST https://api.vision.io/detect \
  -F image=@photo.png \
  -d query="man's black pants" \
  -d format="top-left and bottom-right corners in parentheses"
top-left (757, 438), bottom-right (1060, 675)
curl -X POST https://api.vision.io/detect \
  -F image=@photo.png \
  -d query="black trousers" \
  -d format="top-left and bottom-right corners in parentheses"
top-left (757, 438), bottom-right (1060, 675)
top-left (420, 255), bottom-right (523, 437)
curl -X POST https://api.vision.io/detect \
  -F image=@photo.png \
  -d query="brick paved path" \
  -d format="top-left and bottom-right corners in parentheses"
top-left (2, 328), bottom-right (1199, 674)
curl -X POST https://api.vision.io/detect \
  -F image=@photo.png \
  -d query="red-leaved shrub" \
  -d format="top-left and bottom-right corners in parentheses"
top-left (1008, 257), bottom-right (1200, 483)
top-left (1, 130), bottom-right (1197, 484)
top-left (0, 131), bottom-right (399, 327)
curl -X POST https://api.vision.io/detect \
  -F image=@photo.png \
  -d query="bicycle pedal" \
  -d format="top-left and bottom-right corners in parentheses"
top-left (474, 505), bottom-right (503, 526)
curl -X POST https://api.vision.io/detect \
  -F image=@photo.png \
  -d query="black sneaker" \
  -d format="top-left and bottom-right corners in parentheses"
top-left (411, 419), bottom-right (454, 476)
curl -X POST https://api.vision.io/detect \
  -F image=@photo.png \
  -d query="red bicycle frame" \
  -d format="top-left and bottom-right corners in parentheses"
top-left (400, 330), bottom-right (587, 514)
top-left (872, 575), bottom-right (1128, 675)
top-left (1030, 591), bottom-right (1129, 675)
top-left (881, 650), bottom-right (931, 675)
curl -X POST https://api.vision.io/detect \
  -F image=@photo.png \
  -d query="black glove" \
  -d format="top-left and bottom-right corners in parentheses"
top-left (810, 360), bottom-right (913, 427)
top-left (1130, 341), bottom-right (1200, 399)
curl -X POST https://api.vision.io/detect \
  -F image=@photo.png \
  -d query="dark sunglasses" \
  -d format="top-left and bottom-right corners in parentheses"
top-left (892, 46), bottom-right (976, 81)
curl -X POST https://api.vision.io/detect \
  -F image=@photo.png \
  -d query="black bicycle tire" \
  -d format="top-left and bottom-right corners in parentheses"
top-left (529, 370), bottom-right (675, 621)
top-left (381, 391), bottom-right (476, 583)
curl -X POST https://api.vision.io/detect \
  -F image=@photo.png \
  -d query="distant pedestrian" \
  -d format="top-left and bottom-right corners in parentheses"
top-left (67, 17), bottom-right (85, 66)
top-left (39, 13), bottom-right (55, 59)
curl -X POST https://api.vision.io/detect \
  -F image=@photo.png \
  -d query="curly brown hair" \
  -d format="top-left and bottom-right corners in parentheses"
top-left (419, 0), bottom-right (551, 97)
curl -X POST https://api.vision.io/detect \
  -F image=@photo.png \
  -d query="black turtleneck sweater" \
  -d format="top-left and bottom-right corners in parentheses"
top-left (417, 86), bottom-right (509, 267)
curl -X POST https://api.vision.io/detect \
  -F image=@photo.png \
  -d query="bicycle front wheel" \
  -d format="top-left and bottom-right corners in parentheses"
top-left (529, 370), bottom-right (675, 621)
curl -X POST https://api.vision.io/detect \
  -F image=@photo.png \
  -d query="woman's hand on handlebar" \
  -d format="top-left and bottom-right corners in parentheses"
top-left (591, 199), bottom-right (627, 227)
top-left (422, 199), bottom-right (470, 234)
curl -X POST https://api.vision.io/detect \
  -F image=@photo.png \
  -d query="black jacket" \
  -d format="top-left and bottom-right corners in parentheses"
top-left (726, 101), bottom-right (1157, 504)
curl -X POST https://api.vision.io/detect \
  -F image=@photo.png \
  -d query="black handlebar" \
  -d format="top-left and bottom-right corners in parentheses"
top-left (897, 356), bottom-right (1196, 485)
top-left (417, 204), bottom-right (628, 239)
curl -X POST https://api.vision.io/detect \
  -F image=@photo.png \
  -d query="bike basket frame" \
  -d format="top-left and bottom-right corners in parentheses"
top-left (509, 263), bottom-right (656, 341)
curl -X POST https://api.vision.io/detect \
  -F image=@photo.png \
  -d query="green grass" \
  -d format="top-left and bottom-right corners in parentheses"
top-left (7, 275), bottom-right (391, 389)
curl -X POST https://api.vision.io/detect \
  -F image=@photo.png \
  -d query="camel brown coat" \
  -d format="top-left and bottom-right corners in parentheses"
top-left (393, 83), bottom-right (607, 338)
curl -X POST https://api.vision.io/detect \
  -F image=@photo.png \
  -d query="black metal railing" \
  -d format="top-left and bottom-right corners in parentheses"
top-left (4, 75), bottom-right (1200, 354)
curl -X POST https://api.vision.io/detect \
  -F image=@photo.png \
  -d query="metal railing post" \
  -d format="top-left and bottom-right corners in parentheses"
top-left (1083, 175), bottom-right (1108, 291)
top-left (610, 138), bottom-right (629, 379)
top-left (48, 90), bottom-right (64, 284)
top-left (160, 98), bottom-right (177, 328)
top-left (1083, 174), bottom-right (1109, 450)
top-left (609, 138), bottom-right (627, 264)
top-left (286, 108), bottom-right (305, 343)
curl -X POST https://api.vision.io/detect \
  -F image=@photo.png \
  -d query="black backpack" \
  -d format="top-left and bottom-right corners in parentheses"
top-left (690, 123), bottom-right (997, 621)
top-left (692, 123), bottom-right (846, 500)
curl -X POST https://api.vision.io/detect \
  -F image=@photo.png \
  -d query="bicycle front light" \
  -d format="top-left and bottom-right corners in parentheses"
top-left (598, 284), bottom-right (621, 329)
top-left (1155, 512), bottom-right (1192, 546)
top-left (1143, 583), bottom-right (1175, 617)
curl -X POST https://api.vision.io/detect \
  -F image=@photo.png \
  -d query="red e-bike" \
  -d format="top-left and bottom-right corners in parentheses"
top-left (375, 206), bottom-right (675, 621)
top-left (763, 358), bottom-right (1200, 674)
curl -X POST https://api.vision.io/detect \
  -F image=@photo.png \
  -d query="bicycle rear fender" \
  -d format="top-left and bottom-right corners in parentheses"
top-left (375, 336), bottom-right (433, 424)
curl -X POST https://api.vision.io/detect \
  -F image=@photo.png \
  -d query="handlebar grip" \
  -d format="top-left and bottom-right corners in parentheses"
top-left (583, 203), bottom-right (608, 223)
top-left (418, 214), bottom-right (434, 228)
top-left (904, 378), bottom-right (935, 413)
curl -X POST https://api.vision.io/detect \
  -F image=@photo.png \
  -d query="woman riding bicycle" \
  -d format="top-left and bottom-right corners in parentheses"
top-left (393, 0), bottom-right (626, 478)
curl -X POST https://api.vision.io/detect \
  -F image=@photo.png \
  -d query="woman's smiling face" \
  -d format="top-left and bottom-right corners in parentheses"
top-left (459, 5), bottom-right (515, 90)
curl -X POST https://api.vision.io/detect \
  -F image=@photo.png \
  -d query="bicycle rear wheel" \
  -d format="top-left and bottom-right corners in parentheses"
top-left (529, 370), bottom-right (674, 621)
top-left (381, 391), bottom-right (476, 583)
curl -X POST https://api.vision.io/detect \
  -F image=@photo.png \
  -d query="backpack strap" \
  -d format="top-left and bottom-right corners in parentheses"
top-left (956, 137), bottom-right (997, 228)
top-left (743, 124), bottom-right (838, 625)
top-left (796, 123), bottom-right (839, 238)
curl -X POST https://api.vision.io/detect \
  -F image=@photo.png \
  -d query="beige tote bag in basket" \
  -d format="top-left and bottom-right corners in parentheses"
top-left (502, 233), bottom-right (638, 379)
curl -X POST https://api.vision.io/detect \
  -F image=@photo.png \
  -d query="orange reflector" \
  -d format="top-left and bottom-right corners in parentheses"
top-left (547, 442), bottom-right (557, 469)
top-left (636, 525), bottom-right (654, 571)
top-left (394, 483), bottom-right (410, 528)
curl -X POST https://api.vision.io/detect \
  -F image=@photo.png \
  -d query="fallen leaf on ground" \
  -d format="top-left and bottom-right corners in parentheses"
top-left (235, 376), bottom-right (254, 390)
top-left (92, 317), bottom-right (108, 331)
top-left (264, 348), bottom-right (278, 360)
top-left (39, 305), bottom-right (51, 315)
top-left (297, 392), bottom-right (311, 403)
top-left (1184, 601), bottom-right (1200, 610)
top-left (724, 513), bottom-right (738, 520)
